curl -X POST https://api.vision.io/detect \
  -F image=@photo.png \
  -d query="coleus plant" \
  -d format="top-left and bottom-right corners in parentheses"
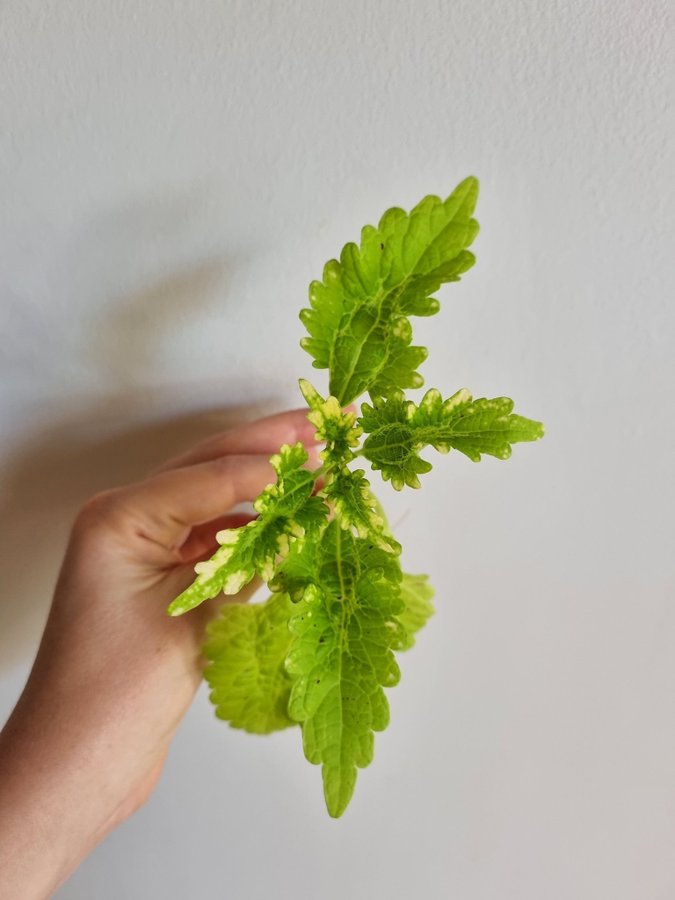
top-left (167, 176), bottom-right (544, 817)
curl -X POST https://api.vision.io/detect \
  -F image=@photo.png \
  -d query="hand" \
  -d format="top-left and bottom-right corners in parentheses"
top-left (0, 408), bottom-right (319, 900)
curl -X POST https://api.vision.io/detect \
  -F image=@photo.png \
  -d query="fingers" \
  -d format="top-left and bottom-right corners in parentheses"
top-left (111, 454), bottom-right (278, 551)
top-left (74, 406), bottom-right (328, 567)
top-left (177, 512), bottom-right (255, 564)
top-left (158, 407), bottom-right (318, 472)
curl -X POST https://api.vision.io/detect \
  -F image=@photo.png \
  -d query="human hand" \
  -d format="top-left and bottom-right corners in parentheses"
top-left (0, 408), bottom-right (320, 900)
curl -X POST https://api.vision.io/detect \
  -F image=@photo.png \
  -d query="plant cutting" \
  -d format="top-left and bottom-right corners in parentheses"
top-left (167, 176), bottom-right (544, 817)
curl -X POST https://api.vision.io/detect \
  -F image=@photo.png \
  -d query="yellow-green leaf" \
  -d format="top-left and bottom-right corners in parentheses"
top-left (300, 177), bottom-right (480, 404)
top-left (203, 593), bottom-right (296, 733)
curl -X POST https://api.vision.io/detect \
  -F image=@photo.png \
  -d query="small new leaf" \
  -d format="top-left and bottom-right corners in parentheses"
top-left (268, 532), bottom-right (320, 602)
top-left (360, 388), bottom-right (545, 489)
top-left (300, 177), bottom-right (479, 405)
top-left (167, 443), bottom-right (327, 616)
top-left (299, 378), bottom-right (362, 467)
top-left (203, 592), bottom-right (296, 733)
top-left (324, 467), bottom-right (400, 554)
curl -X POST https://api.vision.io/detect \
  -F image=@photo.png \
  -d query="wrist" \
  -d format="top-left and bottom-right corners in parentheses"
top-left (0, 710), bottom-right (79, 899)
top-left (0, 681), bottom-right (133, 898)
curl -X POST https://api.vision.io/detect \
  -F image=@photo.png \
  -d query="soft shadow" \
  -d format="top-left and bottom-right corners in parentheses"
top-left (88, 264), bottom-right (227, 387)
top-left (1, 243), bottom-right (279, 670)
top-left (0, 392), bottom-right (274, 670)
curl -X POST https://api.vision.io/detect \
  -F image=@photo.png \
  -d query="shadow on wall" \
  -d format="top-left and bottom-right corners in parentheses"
top-left (0, 247), bottom-right (277, 672)
top-left (0, 397), bottom-right (271, 672)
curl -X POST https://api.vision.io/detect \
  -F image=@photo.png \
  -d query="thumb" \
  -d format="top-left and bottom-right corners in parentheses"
top-left (102, 454), bottom-right (277, 553)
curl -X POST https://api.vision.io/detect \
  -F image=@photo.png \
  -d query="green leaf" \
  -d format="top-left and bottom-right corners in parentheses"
top-left (298, 378), bottom-right (362, 467)
top-left (296, 379), bottom-right (399, 552)
top-left (284, 521), bottom-right (405, 817)
top-left (268, 532), bottom-right (320, 602)
top-left (300, 176), bottom-right (479, 405)
top-left (360, 388), bottom-right (545, 489)
top-left (323, 467), bottom-right (400, 554)
top-left (394, 574), bottom-right (435, 651)
top-left (203, 593), bottom-right (296, 733)
top-left (167, 443), bottom-right (328, 616)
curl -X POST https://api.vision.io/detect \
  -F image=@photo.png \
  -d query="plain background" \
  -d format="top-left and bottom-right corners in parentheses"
top-left (1, 2), bottom-right (673, 898)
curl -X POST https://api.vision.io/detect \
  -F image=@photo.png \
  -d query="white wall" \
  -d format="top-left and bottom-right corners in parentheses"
top-left (1, 2), bottom-right (673, 898)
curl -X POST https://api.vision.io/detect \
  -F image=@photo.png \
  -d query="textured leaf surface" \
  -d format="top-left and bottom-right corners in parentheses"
top-left (168, 176), bottom-right (546, 820)
top-left (324, 467), bottom-right (400, 554)
top-left (203, 593), bottom-right (296, 733)
top-left (168, 443), bottom-right (327, 615)
top-left (360, 388), bottom-right (545, 489)
top-left (395, 574), bottom-right (435, 650)
top-left (268, 532), bottom-right (320, 602)
top-left (284, 521), bottom-right (404, 817)
top-left (300, 177), bottom-right (479, 404)
top-left (299, 378), bottom-right (362, 467)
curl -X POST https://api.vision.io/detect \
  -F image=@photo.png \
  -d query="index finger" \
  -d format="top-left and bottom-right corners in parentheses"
top-left (158, 407), bottom-right (317, 472)
top-left (112, 454), bottom-right (278, 552)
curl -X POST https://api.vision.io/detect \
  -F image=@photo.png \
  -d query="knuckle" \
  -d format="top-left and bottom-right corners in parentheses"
top-left (210, 454), bottom-right (235, 476)
top-left (73, 488), bottom-right (126, 534)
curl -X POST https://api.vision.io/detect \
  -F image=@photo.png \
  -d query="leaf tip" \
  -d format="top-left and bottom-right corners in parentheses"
top-left (166, 601), bottom-right (184, 617)
top-left (457, 174), bottom-right (480, 198)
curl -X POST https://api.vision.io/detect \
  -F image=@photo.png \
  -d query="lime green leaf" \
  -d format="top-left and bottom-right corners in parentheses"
top-left (394, 574), bottom-right (435, 650)
top-left (298, 378), bottom-right (362, 467)
top-left (203, 593), bottom-right (296, 733)
top-left (300, 177), bottom-right (479, 404)
top-left (167, 443), bottom-right (327, 616)
top-left (268, 532), bottom-right (319, 602)
top-left (284, 521), bottom-right (404, 817)
top-left (360, 388), bottom-right (545, 489)
top-left (324, 467), bottom-right (400, 554)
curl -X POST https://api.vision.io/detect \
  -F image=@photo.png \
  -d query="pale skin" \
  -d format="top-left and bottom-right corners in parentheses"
top-left (0, 408), bottom-right (321, 900)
